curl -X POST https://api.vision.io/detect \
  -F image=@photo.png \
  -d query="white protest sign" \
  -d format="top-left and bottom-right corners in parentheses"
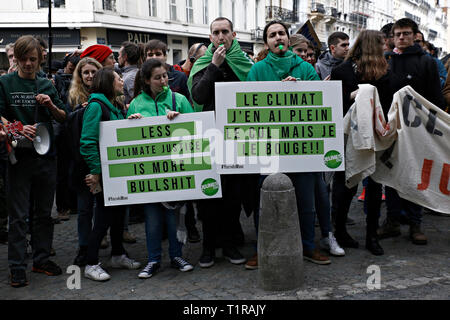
top-left (99, 112), bottom-right (222, 206)
top-left (215, 81), bottom-right (345, 174)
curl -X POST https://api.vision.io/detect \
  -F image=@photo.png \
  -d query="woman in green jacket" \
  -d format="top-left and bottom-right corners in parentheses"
top-left (127, 59), bottom-right (194, 279)
top-left (80, 68), bottom-right (141, 282)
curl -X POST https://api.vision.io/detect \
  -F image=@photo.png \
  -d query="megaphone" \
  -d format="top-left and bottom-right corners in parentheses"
top-left (14, 123), bottom-right (51, 155)
top-left (33, 123), bottom-right (50, 155)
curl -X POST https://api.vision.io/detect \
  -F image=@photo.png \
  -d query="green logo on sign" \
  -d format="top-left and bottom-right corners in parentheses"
top-left (201, 178), bottom-right (219, 196)
top-left (324, 150), bottom-right (343, 169)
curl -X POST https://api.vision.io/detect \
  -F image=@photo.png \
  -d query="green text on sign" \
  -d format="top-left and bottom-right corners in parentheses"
top-left (224, 124), bottom-right (336, 140)
top-left (127, 175), bottom-right (196, 194)
top-left (109, 157), bottom-right (212, 178)
top-left (107, 139), bottom-right (210, 160)
top-left (228, 107), bottom-right (332, 123)
top-left (116, 122), bottom-right (196, 142)
top-left (236, 92), bottom-right (323, 107)
top-left (238, 140), bottom-right (324, 156)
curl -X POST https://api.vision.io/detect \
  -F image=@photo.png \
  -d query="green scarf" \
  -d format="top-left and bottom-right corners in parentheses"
top-left (265, 50), bottom-right (299, 80)
top-left (188, 39), bottom-right (254, 111)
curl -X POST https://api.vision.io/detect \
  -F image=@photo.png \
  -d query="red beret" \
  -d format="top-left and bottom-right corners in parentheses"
top-left (80, 45), bottom-right (113, 64)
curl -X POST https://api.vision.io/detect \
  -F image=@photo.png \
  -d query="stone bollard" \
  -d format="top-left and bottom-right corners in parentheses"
top-left (258, 173), bottom-right (304, 291)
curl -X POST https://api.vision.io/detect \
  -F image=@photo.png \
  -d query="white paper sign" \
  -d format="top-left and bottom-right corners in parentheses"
top-left (99, 112), bottom-right (222, 206)
top-left (215, 81), bottom-right (345, 174)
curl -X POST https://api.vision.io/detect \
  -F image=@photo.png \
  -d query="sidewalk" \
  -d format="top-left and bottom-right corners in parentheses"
top-left (0, 195), bottom-right (449, 300)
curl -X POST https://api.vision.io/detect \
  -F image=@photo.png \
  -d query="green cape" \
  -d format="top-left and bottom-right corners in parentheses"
top-left (187, 39), bottom-right (254, 112)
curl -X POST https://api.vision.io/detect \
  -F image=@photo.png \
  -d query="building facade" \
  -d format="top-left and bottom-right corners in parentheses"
top-left (0, 0), bottom-right (266, 68)
top-left (268, 0), bottom-right (447, 56)
top-left (0, 0), bottom-right (448, 69)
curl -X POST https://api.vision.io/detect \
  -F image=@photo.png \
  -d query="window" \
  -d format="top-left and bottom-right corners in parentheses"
top-left (38, 0), bottom-right (66, 8)
top-left (170, 0), bottom-right (177, 21)
top-left (203, 0), bottom-right (209, 25)
top-left (103, 0), bottom-right (117, 12)
top-left (149, 0), bottom-right (157, 17)
top-left (186, 0), bottom-right (193, 23)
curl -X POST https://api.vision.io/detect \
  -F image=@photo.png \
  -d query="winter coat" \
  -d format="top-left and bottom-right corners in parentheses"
top-left (191, 60), bottom-right (240, 112)
top-left (315, 51), bottom-right (344, 80)
top-left (168, 65), bottom-right (191, 101)
top-left (388, 44), bottom-right (445, 110)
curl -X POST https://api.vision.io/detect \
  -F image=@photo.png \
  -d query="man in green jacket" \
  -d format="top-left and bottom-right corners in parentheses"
top-left (246, 21), bottom-right (332, 268)
top-left (0, 35), bottom-right (67, 287)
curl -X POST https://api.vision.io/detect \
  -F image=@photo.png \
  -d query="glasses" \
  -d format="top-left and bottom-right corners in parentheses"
top-left (394, 31), bottom-right (413, 38)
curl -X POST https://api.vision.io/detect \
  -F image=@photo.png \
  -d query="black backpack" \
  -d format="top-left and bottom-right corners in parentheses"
top-left (67, 98), bottom-right (111, 190)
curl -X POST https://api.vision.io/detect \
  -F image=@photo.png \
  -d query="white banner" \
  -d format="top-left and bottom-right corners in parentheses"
top-left (215, 81), bottom-right (345, 174)
top-left (344, 85), bottom-right (450, 214)
top-left (99, 112), bottom-right (222, 206)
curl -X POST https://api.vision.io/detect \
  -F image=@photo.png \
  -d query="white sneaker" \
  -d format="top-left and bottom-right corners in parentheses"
top-left (84, 264), bottom-right (111, 281)
top-left (111, 254), bottom-right (141, 270)
top-left (320, 232), bottom-right (345, 256)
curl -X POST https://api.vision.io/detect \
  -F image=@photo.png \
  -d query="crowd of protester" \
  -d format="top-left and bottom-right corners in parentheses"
top-left (0, 16), bottom-right (448, 288)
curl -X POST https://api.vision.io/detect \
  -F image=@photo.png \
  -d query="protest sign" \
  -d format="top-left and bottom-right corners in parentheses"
top-left (215, 81), bottom-right (345, 174)
top-left (99, 112), bottom-right (222, 206)
top-left (344, 85), bottom-right (450, 214)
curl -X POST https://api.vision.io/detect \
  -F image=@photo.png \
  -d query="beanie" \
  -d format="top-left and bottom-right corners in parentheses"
top-left (80, 45), bottom-right (113, 64)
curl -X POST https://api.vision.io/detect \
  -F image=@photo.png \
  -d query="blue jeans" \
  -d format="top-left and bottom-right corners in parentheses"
top-left (76, 186), bottom-right (95, 248)
top-left (143, 203), bottom-right (182, 263)
top-left (314, 174), bottom-right (332, 238)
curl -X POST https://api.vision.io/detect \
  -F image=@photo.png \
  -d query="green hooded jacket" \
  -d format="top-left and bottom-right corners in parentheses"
top-left (127, 88), bottom-right (193, 118)
top-left (80, 93), bottom-right (125, 175)
top-left (247, 50), bottom-right (320, 82)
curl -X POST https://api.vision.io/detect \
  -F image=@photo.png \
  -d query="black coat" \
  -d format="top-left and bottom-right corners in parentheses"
top-left (168, 65), bottom-right (191, 102)
top-left (191, 60), bottom-right (240, 112)
top-left (331, 59), bottom-right (394, 118)
top-left (388, 44), bottom-right (445, 109)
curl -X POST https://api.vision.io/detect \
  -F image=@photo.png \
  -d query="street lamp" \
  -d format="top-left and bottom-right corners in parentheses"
top-left (47, 0), bottom-right (53, 79)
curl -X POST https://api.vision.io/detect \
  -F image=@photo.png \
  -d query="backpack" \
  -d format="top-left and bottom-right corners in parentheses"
top-left (67, 98), bottom-right (111, 190)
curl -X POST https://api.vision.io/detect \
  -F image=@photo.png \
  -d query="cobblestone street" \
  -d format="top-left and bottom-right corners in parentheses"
top-left (0, 191), bottom-right (449, 300)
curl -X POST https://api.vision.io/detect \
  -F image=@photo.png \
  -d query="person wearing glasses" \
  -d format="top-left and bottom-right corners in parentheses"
top-left (377, 18), bottom-right (445, 247)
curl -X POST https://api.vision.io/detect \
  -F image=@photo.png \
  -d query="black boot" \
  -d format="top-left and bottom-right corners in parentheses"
top-left (335, 230), bottom-right (359, 248)
top-left (365, 235), bottom-right (384, 256)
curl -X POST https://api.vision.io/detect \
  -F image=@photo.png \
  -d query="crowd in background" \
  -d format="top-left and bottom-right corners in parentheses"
top-left (0, 16), bottom-right (448, 288)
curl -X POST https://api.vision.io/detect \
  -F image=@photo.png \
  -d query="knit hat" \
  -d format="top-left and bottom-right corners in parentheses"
top-left (80, 44), bottom-right (113, 64)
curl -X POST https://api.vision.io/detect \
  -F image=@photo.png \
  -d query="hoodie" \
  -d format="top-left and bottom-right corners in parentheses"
top-left (246, 50), bottom-right (319, 82)
top-left (80, 93), bottom-right (126, 174)
top-left (315, 51), bottom-right (344, 80)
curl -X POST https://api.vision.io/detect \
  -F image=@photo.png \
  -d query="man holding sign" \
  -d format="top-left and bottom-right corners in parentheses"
top-left (189, 17), bottom-right (254, 268)
top-left (245, 20), bottom-right (332, 266)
